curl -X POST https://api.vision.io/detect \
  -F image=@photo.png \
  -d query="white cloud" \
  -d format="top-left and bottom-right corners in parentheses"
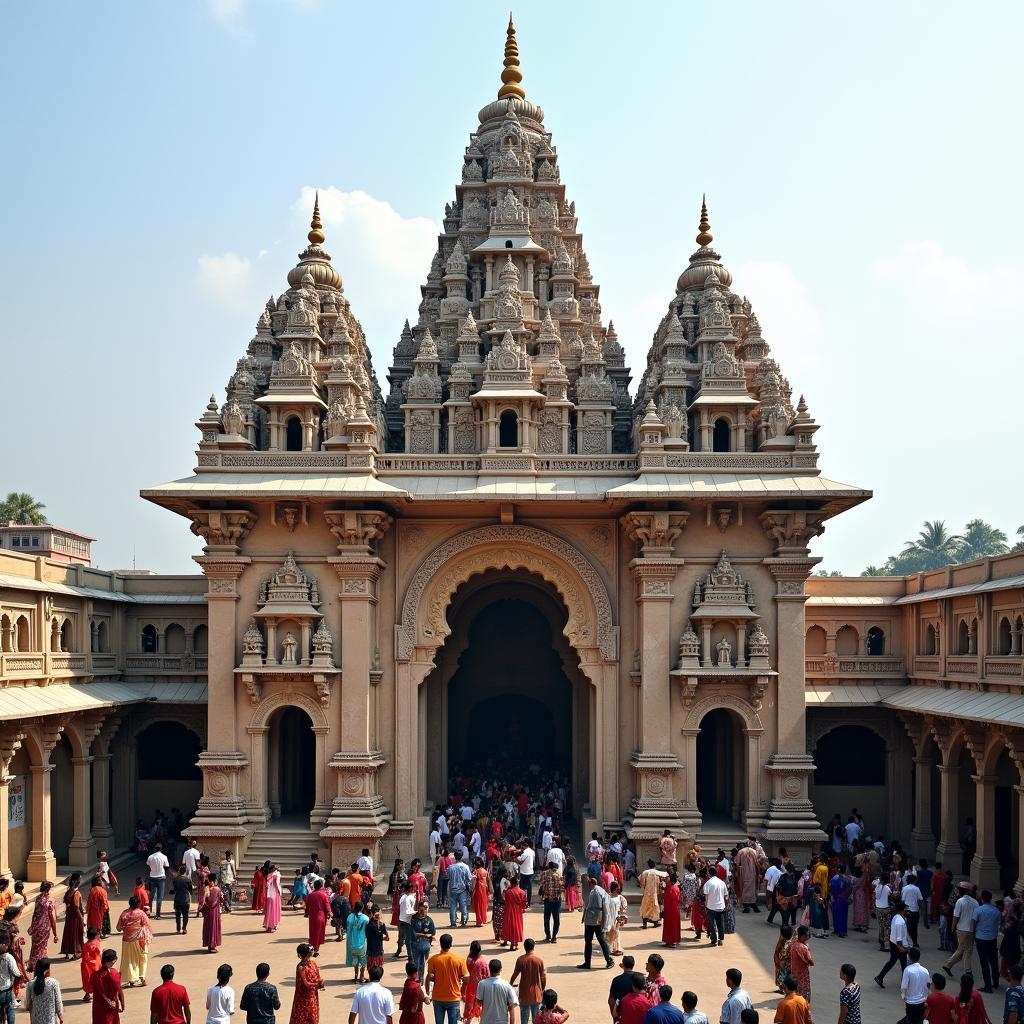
top-left (207, 0), bottom-right (243, 21)
top-left (734, 259), bottom-right (821, 364)
top-left (875, 240), bottom-right (1024, 317)
top-left (196, 252), bottom-right (256, 313)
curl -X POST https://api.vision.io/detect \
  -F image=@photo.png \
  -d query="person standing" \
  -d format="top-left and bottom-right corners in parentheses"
top-left (898, 948), bottom-right (930, 1024)
top-left (476, 960), bottom-right (518, 1024)
top-left (972, 889), bottom-right (1002, 992)
top-left (172, 866), bottom-right (194, 936)
top-left (262, 864), bottom-right (282, 934)
top-left (115, 895), bottom-right (151, 987)
top-left (28, 882), bottom-right (58, 972)
top-left (874, 900), bottom-right (910, 988)
top-left (80, 929), bottom-right (101, 1004)
top-left (149, 964), bottom-right (191, 1024)
top-left (365, 906), bottom-right (388, 978)
top-left (510, 939), bottom-right (545, 1024)
top-left (702, 871), bottom-right (729, 948)
top-left (537, 864), bottom-right (564, 944)
top-left (606, 883), bottom-right (627, 957)
top-left (146, 845), bottom-right (170, 920)
top-left (772, 976), bottom-right (809, 1024)
top-left (87, 878), bottom-right (110, 940)
top-left (206, 965), bottom-right (235, 1024)
top-left (659, 833), bottom-right (678, 871)
top-left (661, 874), bottom-right (681, 948)
top-left (24, 960), bottom-right (63, 1024)
top-left (501, 878), bottom-right (527, 953)
top-left (304, 880), bottom-right (331, 956)
top-left (516, 846), bottom-right (536, 907)
top-left (577, 876), bottom-right (613, 970)
top-left (410, 902), bottom-right (437, 982)
top-left (90, 949), bottom-right (124, 1024)
top-left (217, 853), bottom-right (236, 914)
top-left (472, 858), bottom-right (492, 928)
top-left (952, 974), bottom-right (987, 1024)
top-left (638, 862), bottom-right (666, 929)
top-left (348, 965), bottom-right (395, 1024)
top-left (289, 945), bottom-right (323, 1024)
top-left (942, 881), bottom-right (979, 979)
top-left (733, 844), bottom-right (760, 914)
top-left (829, 868), bottom-right (851, 939)
top-left (446, 852), bottom-right (472, 929)
top-left (398, 884), bottom-right (417, 961)
top-left (239, 964), bottom-right (279, 1024)
top-left (60, 875), bottom-right (84, 959)
top-left (901, 874), bottom-right (923, 947)
top-left (0, 937), bottom-right (20, 1024)
top-left (873, 874), bottom-right (892, 952)
top-left (399, 964), bottom-right (428, 1024)
top-left (607, 956), bottom-right (636, 1021)
top-left (182, 841), bottom-right (202, 882)
top-left (1003, 964), bottom-right (1024, 1024)
top-left (925, 973), bottom-right (956, 1024)
top-left (426, 933), bottom-right (468, 1024)
top-left (642, 985), bottom-right (684, 1024)
top-left (788, 927), bottom-right (814, 1004)
top-left (617, 974), bottom-right (649, 1024)
top-left (764, 860), bottom-right (782, 925)
top-left (719, 970), bottom-right (752, 1024)
top-left (346, 902), bottom-right (370, 985)
top-left (680, 992), bottom-right (709, 1024)
top-left (198, 878), bottom-right (224, 955)
top-left (250, 864), bottom-right (267, 915)
top-left (836, 964), bottom-right (861, 1024)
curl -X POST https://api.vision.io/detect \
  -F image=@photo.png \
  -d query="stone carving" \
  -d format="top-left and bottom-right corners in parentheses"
top-left (258, 552), bottom-right (320, 607)
top-left (715, 635), bottom-right (732, 668)
top-left (324, 510), bottom-right (393, 553)
top-left (189, 509), bottom-right (257, 550)
top-left (242, 619), bottom-right (264, 656)
top-left (621, 511), bottom-right (688, 556)
top-left (281, 632), bottom-right (298, 665)
top-left (312, 620), bottom-right (333, 656)
top-left (221, 399), bottom-right (245, 436)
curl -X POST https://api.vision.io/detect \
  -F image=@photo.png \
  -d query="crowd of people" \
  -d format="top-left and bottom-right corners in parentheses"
top-left (5, 791), bottom-right (1023, 1024)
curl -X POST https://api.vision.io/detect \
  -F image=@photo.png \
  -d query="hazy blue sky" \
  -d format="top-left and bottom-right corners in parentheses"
top-left (3, 1), bottom-right (1021, 573)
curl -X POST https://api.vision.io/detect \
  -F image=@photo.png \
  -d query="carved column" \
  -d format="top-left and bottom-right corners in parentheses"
top-left (970, 773), bottom-right (1001, 888)
top-left (621, 511), bottom-right (689, 855)
top-left (323, 510), bottom-right (394, 865)
top-left (911, 755), bottom-right (936, 857)
top-left (186, 509), bottom-right (256, 852)
top-left (67, 714), bottom-right (107, 867)
top-left (91, 719), bottom-right (120, 846)
top-left (26, 719), bottom-right (65, 883)
top-left (0, 728), bottom-right (26, 879)
top-left (935, 763), bottom-right (963, 866)
top-left (760, 509), bottom-right (826, 852)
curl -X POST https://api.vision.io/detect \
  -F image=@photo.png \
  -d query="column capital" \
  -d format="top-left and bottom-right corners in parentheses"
top-left (620, 511), bottom-right (688, 558)
top-left (328, 556), bottom-right (385, 596)
top-left (187, 508), bottom-right (257, 554)
top-left (763, 557), bottom-right (820, 600)
top-left (630, 558), bottom-right (680, 599)
top-left (324, 510), bottom-right (393, 556)
top-left (970, 773), bottom-right (998, 786)
top-left (759, 509), bottom-right (827, 556)
top-left (194, 556), bottom-right (252, 599)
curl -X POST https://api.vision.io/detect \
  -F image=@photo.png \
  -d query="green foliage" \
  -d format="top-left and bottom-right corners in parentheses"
top-left (0, 492), bottom-right (47, 525)
top-left (858, 518), bottom-right (1017, 575)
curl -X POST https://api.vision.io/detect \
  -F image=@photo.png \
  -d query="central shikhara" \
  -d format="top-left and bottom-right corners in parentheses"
top-left (142, 17), bottom-right (870, 869)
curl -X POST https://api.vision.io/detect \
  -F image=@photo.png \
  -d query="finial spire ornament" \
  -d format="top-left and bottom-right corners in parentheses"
top-left (696, 194), bottom-right (713, 247)
top-left (308, 190), bottom-right (325, 245)
top-left (498, 14), bottom-right (526, 100)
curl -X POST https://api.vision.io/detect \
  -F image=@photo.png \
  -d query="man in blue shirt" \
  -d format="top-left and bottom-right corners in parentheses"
top-left (973, 889), bottom-right (1004, 992)
top-left (1003, 963), bottom-right (1024, 1024)
top-left (445, 850), bottom-right (473, 928)
top-left (642, 985), bottom-right (684, 1024)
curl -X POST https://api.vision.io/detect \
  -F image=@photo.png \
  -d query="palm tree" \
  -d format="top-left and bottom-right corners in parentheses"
top-left (958, 519), bottom-right (1008, 562)
top-left (901, 520), bottom-right (963, 572)
top-left (861, 565), bottom-right (890, 576)
top-left (0, 492), bottom-right (47, 525)
top-left (1014, 525), bottom-right (1024, 553)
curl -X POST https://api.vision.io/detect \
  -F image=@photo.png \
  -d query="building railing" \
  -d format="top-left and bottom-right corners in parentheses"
top-left (912, 657), bottom-right (941, 675)
top-left (985, 655), bottom-right (1024, 677)
top-left (945, 655), bottom-right (979, 675)
top-left (0, 653), bottom-right (47, 676)
top-left (124, 654), bottom-right (208, 674)
top-left (805, 656), bottom-right (906, 677)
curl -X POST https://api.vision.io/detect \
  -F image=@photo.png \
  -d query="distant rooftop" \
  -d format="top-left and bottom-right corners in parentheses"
top-left (0, 522), bottom-right (95, 566)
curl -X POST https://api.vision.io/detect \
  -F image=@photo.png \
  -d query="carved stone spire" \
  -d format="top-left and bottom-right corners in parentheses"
top-left (308, 190), bottom-right (325, 245)
top-left (498, 14), bottom-right (526, 100)
top-left (696, 194), bottom-right (713, 247)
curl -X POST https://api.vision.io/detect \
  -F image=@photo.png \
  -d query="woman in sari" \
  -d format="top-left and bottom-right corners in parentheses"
top-left (491, 863), bottom-right (508, 943)
top-left (345, 902), bottom-right (369, 984)
top-left (199, 878), bottom-right (224, 953)
top-left (471, 857), bottom-right (490, 927)
top-left (563, 857), bottom-right (580, 913)
top-left (681, 865), bottom-right (698, 920)
top-left (850, 866), bottom-right (870, 932)
top-left (789, 925), bottom-right (814, 1003)
top-left (28, 882), bottom-right (58, 972)
top-left (86, 879), bottom-right (109, 939)
top-left (0, 906), bottom-right (27, 999)
top-left (250, 862), bottom-right (268, 913)
top-left (288, 944), bottom-right (324, 1024)
top-left (114, 895), bottom-right (150, 987)
top-left (661, 872), bottom-right (681, 947)
top-left (90, 949), bottom-right (123, 1024)
top-left (773, 925), bottom-right (792, 993)
top-left (830, 869), bottom-right (851, 938)
top-left (60, 874), bottom-right (84, 958)
top-left (500, 877), bottom-right (526, 951)
top-left (463, 940), bottom-right (489, 1021)
top-left (81, 928), bottom-right (102, 1002)
top-left (263, 863), bottom-right (282, 933)
top-left (807, 884), bottom-right (829, 938)
top-left (387, 860), bottom-right (407, 927)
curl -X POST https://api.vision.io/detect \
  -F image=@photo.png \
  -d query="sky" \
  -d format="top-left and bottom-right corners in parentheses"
top-left (2, 1), bottom-right (1022, 574)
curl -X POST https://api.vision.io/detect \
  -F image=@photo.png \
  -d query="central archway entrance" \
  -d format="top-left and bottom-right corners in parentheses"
top-left (424, 571), bottom-right (590, 822)
top-left (268, 706), bottom-right (315, 824)
top-left (696, 708), bottom-right (745, 827)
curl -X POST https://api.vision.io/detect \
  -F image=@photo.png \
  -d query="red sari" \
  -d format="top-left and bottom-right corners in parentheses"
top-left (661, 881), bottom-right (681, 946)
top-left (399, 978), bottom-right (427, 1024)
top-left (251, 869), bottom-right (266, 912)
top-left (501, 885), bottom-right (526, 946)
top-left (289, 958), bottom-right (322, 1024)
top-left (90, 966), bottom-right (123, 1024)
top-left (81, 938), bottom-right (102, 994)
top-left (132, 885), bottom-right (150, 913)
top-left (61, 888), bottom-right (85, 955)
top-left (463, 956), bottom-right (490, 1019)
top-left (472, 867), bottom-right (489, 926)
top-left (27, 894), bottom-right (56, 971)
top-left (87, 887), bottom-right (109, 934)
top-left (305, 888), bottom-right (331, 951)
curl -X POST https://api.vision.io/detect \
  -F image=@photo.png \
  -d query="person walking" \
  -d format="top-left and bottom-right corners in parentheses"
top-left (446, 852), bottom-right (472, 929)
top-left (942, 881), bottom-right (979, 979)
top-left (146, 845), bottom-right (170, 920)
top-left (734, 843), bottom-right (760, 914)
top-left (638, 861), bottom-right (666, 928)
top-left (198, 878), bottom-right (224, 954)
top-left (23, 961), bottom-right (63, 1024)
top-left (250, 864), bottom-right (267, 915)
top-left (874, 900), bottom-right (911, 988)
top-left (873, 873), bottom-right (892, 952)
top-left (205, 965), bottom-right (235, 1024)
top-left (262, 864), bottom-right (282, 934)
top-left (348, 966), bottom-right (395, 1024)
top-left (901, 874), bottom-right (923, 946)
top-left (476, 960), bottom-right (518, 1024)
top-left (973, 889), bottom-right (1003, 992)
top-left (28, 882), bottom-right (58, 972)
top-left (510, 939), bottom-right (545, 1024)
top-left (149, 964), bottom-right (191, 1024)
top-left (661, 874), bottom-right (681, 948)
top-left (426, 932), bottom-right (468, 1024)
top-left (719, 970), bottom-right (752, 1024)
top-left (516, 846), bottom-right (536, 908)
top-left (304, 880), bottom-right (332, 956)
top-left (703, 870), bottom-right (729, 948)
top-left (289, 945), bottom-right (324, 1024)
top-left (577, 876), bottom-right (614, 970)
top-left (606, 883), bottom-right (627, 957)
top-left (464, 941), bottom-right (489, 1022)
top-left (471, 859), bottom-right (491, 928)
top-left (90, 949), bottom-right (123, 1024)
top-left (898, 947), bottom-right (930, 1024)
top-left (217, 853), bottom-right (236, 914)
top-left (182, 841), bottom-right (203, 881)
top-left (538, 864), bottom-right (564, 944)
top-left (80, 929), bottom-right (101, 1004)
top-left (59, 875), bottom-right (84, 959)
top-left (239, 964), bottom-right (279, 1024)
top-left (86, 878), bottom-right (109, 940)
top-left (788, 927), bottom-right (814, 1003)
top-left (346, 902), bottom-right (371, 984)
top-left (952, 974), bottom-right (989, 1024)
top-left (115, 895), bottom-right (151, 987)
top-left (172, 866), bottom-right (194, 936)
top-left (410, 902), bottom-right (437, 982)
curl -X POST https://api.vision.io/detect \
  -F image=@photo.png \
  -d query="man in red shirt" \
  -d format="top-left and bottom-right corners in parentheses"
top-left (614, 973), bottom-right (648, 1024)
top-left (924, 972), bottom-right (956, 1024)
top-left (150, 964), bottom-right (191, 1024)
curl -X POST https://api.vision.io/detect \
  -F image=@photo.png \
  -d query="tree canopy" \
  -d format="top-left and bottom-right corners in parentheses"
top-left (859, 517), bottom-right (1017, 576)
top-left (0, 492), bottom-right (47, 525)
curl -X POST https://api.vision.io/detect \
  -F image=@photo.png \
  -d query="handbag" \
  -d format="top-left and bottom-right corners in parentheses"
top-left (801, 906), bottom-right (811, 926)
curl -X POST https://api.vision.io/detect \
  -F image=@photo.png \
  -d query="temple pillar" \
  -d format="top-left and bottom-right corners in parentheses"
top-left (0, 728), bottom-right (26, 879)
top-left (1015, 784), bottom-right (1024, 895)
top-left (970, 774), bottom-right (1001, 889)
top-left (90, 718), bottom-right (120, 846)
top-left (935, 763), bottom-right (963, 867)
top-left (911, 756), bottom-right (936, 857)
top-left (620, 511), bottom-right (689, 860)
top-left (26, 719), bottom-right (65, 883)
top-left (67, 714), bottom-right (107, 867)
top-left (323, 511), bottom-right (394, 865)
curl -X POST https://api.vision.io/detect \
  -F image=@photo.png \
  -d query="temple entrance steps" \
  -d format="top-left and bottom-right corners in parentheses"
top-left (239, 823), bottom-right (325, 894)
top-left (694, 816), bottom-right (750, 854)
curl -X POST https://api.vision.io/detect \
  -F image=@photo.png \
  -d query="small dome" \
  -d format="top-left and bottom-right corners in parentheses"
top-left (287, 247), bottom-right (342, 291)
top-left (675, 198), bottom-right (732, 291)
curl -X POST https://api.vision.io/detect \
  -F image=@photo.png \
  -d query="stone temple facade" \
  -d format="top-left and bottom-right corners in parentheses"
top-left (136, 18), bottom-right (875, 867)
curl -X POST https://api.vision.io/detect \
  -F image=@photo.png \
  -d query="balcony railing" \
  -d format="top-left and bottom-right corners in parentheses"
top-left (946, 655), bottom-right (980, 675)
top-left (125, 654), bottom-right (208, 674)
top-left (912, 657), bottom-right (941, 675)
top-left (985, 655), bottom-right (1024, 677)
top-left (805, 656), bottom-right (906, 677)
top-left (0, 653), bottom-right (47, 677)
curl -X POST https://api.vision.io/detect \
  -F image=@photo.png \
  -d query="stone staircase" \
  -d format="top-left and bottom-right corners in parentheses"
top-left (694, 817), bottom-right (750, 854)
top-left (239, 826), bottom-right (326, 895)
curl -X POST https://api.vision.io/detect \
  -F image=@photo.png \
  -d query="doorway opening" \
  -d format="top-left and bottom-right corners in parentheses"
top-left (268, 706), bottom-right (316, 823)
top-left (696, 708), bottom-right (745, 826)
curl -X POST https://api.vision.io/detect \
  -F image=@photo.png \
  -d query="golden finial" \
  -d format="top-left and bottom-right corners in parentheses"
top-left (497, 13), bottom-right (526, 100)
top-left (308, 190), bottom-right (325, 245)
top-left (696, 194), bottom-right (713, 247)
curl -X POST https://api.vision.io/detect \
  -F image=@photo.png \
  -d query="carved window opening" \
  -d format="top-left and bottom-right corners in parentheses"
top-left (96, 620), bottom-right (109, 654)
top-left (193, 624), bottom-right (208, 656)
top-left (0, 614), bottom-right (9, 652)
top-left (957, 618), bottom-right (970, 655)
top-left (835, 624), bottom-right (859, 656)
top-left (14, 616), bottom-right (28, 652)
top-left (285, 416), bottom-right (303, 452)
top-left (499, 409), bottom-right (519, 448)
top-left (805, 624), bottom-right (827, 656)
top-left (165, 623), bottom-right (186, 655)
top-left (997, 616), bottom-right (1012, 655)
top-left (141, 624), bottom-right (158, 654)
top-left (866, 625), bottom-right (885, 656)
top-left (923, 623), bottom-right (937, 656)
top-left (505, 239), bottom-right (513, 248)
top-left (712, 417), bottom-right (731, 453)
top-left (59, 619), bottom-right (73, 653)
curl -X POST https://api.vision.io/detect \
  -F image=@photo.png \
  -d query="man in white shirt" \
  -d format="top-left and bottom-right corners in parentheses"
top-left (873, 877), bottom-right (892, 950)
top-left (702, 872), bottom-right (729, 947)
top-left (460, 803), bottom-right (474, 824)
top-left (901, 873), bottom-right (923, 946)
top-left (898, 947), bottom-right (930, 1023)
top-left (763, 859), bottom-right (783, 924)
top-left (349, 965), bottom-right (395, 1024)
top-left (477, 959), bottom-right (518, 1024)
top-left (0, 937), bottom-right (21, 1021)
top-left (517, 846), bottom-right (536, 905)
top-left (436, 812), bottom-right (450, 837)
top-left (541, 828), bottom-right (554, 853)
top-left (146, 843), bottom-right (171, 919)
top-left (397, 883), bottom-right (417, 959)
top-left (874, 900), bottom-right (910, 987)
top-left (546, 844), bottom-right (564, 873)
top-left (943, 880), bottom-right (979, 977)
top-left (182, 838), bottom-right (202, 878)
top-left (429, 828), bottom-right (442, 876)
top-left (716, 853), bottom-right (731, 880)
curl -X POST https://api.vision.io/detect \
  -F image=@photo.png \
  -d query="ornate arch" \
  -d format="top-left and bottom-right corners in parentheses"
top-left (249, 689), bottom-right (330, 733)
top-left (808, 716), bottom-right (891, 755)
top-left (133, 712), bottom-right (207, 747)
top-left (684, 692), bottom-right (763, 732)
top-left (396, 525), bottom-right (616, 664)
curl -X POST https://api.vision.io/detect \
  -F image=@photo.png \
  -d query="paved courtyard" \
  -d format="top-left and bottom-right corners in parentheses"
top-left (37, 881), bottom-right (1005, 1024)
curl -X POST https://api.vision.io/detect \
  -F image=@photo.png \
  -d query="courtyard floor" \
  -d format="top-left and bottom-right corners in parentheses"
top-left (40, 883), bottom-right (1005, 1024)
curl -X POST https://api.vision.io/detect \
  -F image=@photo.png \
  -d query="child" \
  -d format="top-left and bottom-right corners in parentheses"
top-left (535, 989), bottom-right (569, 1024)
top-left (132, 877), bottom-right (150, 913)
top-left (938, 899), bottom-right (956, 952)
top-left (289, 868), bottom-right (308, 908)
top-left (690, 888), bottom-right (707, 941)
top-left (80, 927), bottom-right (102, 1002)
top-left (398, 963), bottom-right (428, 1024)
